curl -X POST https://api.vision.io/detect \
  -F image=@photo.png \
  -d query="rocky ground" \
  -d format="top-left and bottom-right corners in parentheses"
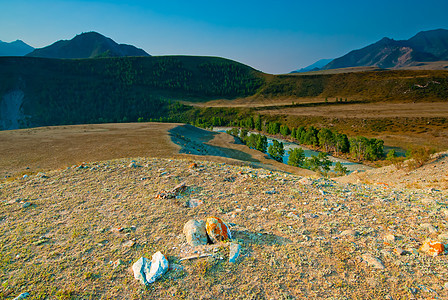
top-left (337, 151), bottom-right (448, 190)
top-left (1, 156), bottom-right (448, 299)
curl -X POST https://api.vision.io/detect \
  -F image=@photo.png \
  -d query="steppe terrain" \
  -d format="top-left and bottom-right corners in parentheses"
top-left (1, 122), bottom-right (448, 299)
top-left (0, 123), bottom-right (313, 181)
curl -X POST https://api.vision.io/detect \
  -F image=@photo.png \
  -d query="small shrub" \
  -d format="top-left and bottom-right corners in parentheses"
top-left (406, 146), bottom-right (435, 170)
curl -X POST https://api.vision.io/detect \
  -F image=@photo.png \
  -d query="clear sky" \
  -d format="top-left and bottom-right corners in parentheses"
top-left (1, 0), bottom-right (448, 74)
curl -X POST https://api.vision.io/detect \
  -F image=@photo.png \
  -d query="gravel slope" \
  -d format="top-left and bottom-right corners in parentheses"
top-left (1, 157), bottom-right (447, 299)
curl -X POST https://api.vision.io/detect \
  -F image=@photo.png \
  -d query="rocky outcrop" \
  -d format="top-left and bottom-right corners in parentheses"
top-left (0, 90), bottom-right (26, 130)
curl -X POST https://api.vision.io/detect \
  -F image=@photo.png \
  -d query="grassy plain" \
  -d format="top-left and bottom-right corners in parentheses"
top-left (0, 123), bottom-right (312, 181)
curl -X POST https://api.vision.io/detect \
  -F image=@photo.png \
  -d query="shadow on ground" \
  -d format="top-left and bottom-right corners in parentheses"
top-left (169, 124), bottom-right (260, 163)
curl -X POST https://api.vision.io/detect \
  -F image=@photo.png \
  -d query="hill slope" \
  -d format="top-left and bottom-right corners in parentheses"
top-left (26, 32), bottom-right (149, 59)
top-left (324, 29), bottom-right (448, 70)
top-left (0, 56), bottom-right (264, 129)
top-left (0, 40), bottom-right (34, 56)
top-left (1, 155), bottom-right (447, 299)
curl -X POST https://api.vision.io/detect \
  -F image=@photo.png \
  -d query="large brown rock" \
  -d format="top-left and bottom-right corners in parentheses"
top-left (205, 216), bottom-right (232, 243)
top-left (183, 219), bottom-right (208, 246)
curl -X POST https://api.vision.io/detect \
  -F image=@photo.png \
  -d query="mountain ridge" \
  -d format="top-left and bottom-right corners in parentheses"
top-left (323, 29), bottom-right (448, 70)
top-left (0, 40), bottom-right (34, 56)
top-left (26, 31), bottom-right (150, 59)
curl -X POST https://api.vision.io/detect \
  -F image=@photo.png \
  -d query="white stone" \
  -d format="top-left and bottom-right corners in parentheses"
top-left (146, 251), bottom-right (169, 284)
top-left (132, 252), bottom-right (169, 285)
top-left (132, 257), bottom-right (151, 285)
top-left (229, 242), bottom-right (241, 263)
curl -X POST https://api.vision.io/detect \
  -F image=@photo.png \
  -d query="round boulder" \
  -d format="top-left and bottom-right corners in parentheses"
top-left (205, 216), bottom-right (232, 243)
top-left (183, 219), bottom-right (208, 247)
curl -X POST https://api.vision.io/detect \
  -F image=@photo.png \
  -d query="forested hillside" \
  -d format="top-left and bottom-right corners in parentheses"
top-left (0, 56), bottom-right (263, 129)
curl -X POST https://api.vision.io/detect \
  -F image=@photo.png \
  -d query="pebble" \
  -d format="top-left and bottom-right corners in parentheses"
top-left (229, 242), bottom-right (241, 263)
top-left (361, 253), bottom-right (385, 269)
top-left (112, 259), bottom-right (124, 269)
top-left (383, 233), bottom-right (395, 242)
top-left (123, 240), bottom-right (135, 248)
top-left (341, 229), bottom-right (359, 237)
top-left (22, 202), bottom-right (31, 208)
top-left (188, 198), bottom-right (203, 208)
top-left (420, 223), bottom-right (437, 233)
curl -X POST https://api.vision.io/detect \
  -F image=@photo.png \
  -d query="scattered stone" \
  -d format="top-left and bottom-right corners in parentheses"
top-left (112, 259), bottom-right (124, 269)
top-left (420, 223), bottom-right (437, 233)
top-left (229, 242), bottom-right (241, 263)
top-left (438, 233), bottom-right (448, 241)
top-left (287, 212), bottom-right (302, 221)
top-left (265, 189), bottom-right (277, 195)
top-left (394, 247), bottom-right (407, 256)
top-left (298, 177), bottom-right (313, 185)
top-left (156, 183), bottom-right (187, 199)
top-left (205, 216), bottom-right (232, 243)
top-left (383, 234), bottom-right (396, 242)
top-left (123, 240), bottom-right (135, 248)
top-left (303, 213), bottom-right (318, 219)
top-left (420, 239), bottom-right (445, 257)
top-left (421, 198), bottom-right (437, 205)
top-left (13, 292), bottom-right (29, 300)
top-left (188, 198), bottom-right (203, 208)
top-left (341, 229), bottom-right (359, 237)
top-left (132, 252), bottom-right (169, 285)
top-left (361, 253), bottom-right (385, 269)
top-left (183, 219), bottom-right (208, 247)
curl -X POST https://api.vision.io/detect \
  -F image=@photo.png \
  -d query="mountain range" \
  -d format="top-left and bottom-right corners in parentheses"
top-left (0, 40), bottom-right (34, 56)
top-left (291, 59), bottom-right (333, 73)
top-left (291, 29), bottom-right (448, 73)
top-left (26, 32), bottom-right (150, 59)
top-left (322, 29), bottom-right (448, 70)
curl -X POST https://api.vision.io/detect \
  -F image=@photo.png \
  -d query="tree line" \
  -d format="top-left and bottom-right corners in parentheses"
top-left (228, 115), bottom-right (384, 162)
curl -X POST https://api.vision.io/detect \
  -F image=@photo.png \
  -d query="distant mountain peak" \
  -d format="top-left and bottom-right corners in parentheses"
top-left (322, 29), bottom-right (448, 70)
top-left (26, 32), bottom-right (150, 59)
top-left (0, 39), bottom-right (34, 56)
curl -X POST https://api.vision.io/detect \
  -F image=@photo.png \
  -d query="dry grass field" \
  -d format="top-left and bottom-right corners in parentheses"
top-left (0, 123), bottom-right (313, 181)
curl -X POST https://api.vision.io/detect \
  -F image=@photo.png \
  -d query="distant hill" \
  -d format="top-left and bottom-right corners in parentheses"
top-left (26, 32), bottom-right (150, 59)
top-left (323, 29), bottom-right (448, 70)
top-left (0, 56), bottom-right (263, 129)
top-left (290, 59), bottom-right (333, 73)
top-left (0, 40), bottom-right (34, 56)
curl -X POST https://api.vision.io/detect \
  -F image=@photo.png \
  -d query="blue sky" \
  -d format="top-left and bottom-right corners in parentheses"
top-left (1, 0), bottom-right (448, 74)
